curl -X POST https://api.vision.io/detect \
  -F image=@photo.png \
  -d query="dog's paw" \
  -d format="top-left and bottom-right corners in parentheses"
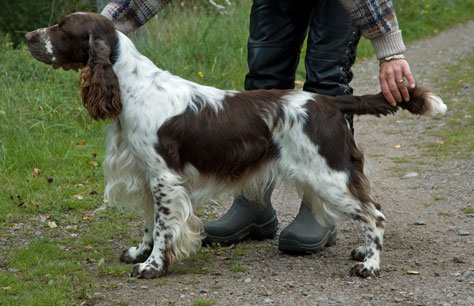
top-left (349, 263), bottom-right (379, 279)
top-left (120, 247), bottom-right (152, 264)
top-left (130, 262), bottom-right (165, 279)
top-left (350, 246), bottom-right (366, 261)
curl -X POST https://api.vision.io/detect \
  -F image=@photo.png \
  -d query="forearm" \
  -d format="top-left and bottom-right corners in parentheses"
top-left (338, 0), bottom-right (406, 60)
top-left (101, 0), bottom-right (172, 33)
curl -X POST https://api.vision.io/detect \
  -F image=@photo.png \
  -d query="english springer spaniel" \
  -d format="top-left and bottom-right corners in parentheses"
top-left (25, 12), bottom-right (447, 279)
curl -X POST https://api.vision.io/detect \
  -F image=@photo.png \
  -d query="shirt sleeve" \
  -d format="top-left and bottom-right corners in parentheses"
top-left (338, 0), bottom-right (406, 59)
top-left (101, 0), bottom-right (172, 34)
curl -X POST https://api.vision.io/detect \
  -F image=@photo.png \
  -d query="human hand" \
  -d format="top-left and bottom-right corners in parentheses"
top-left (379, 59), bottom-right (416, 106)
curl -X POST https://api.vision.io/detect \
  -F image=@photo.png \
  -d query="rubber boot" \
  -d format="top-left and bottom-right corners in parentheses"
top-left (278, 202), bottom-right (336, 253)
top-left (203, 194), bottom-right (278, 246)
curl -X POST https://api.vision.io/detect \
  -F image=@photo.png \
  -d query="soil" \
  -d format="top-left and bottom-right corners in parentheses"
top-left (85, 21), bottom-right (474, 305)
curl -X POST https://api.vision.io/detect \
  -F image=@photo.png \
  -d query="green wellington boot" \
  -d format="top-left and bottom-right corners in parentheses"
top-left (278, 201), bottom-right (336, 253)
top-left (203, 195), bottom-right (278, 246)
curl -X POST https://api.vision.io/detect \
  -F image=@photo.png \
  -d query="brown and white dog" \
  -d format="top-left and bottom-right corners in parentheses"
top-left (25, 12), bottom-right (447, 279)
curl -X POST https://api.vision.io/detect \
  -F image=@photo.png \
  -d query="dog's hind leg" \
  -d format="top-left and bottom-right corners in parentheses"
top-left (120, 192), bottom-right (154, 264)
top-left (130, 170), bottom-right (202, 279)
top-left (348, 202), bottom-right (385, 278)
top-left (298, 170), bottom-right (385, 278)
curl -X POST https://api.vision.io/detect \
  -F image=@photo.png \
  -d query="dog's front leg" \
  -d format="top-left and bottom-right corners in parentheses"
top-left (120, 193), bottom-right (154, 264)
top-left (130, 170), bottom-right (200, 279)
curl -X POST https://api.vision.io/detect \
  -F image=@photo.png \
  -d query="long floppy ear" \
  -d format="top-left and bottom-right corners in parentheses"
top-left (79, 34), bottom-right (121, 120)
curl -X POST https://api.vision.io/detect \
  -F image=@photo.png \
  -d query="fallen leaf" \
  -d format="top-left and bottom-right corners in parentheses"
top-left (74, 194), bottom-right (84, 200)
top-left (406, 270), bottom-right (420, 275)
top-left (77, 141), bottom-right (86, 147)
top-left (393, 144), bottom-right (401, 149)
top-left (32, 168), bottom-right (41, 177)
top-left (84, 245), bottom-right (93, 249)
top-left (82, 216), bottom-right (91, 220)
top-left (436, 141), bottom-right (444, 145)
top-left (89, 161), bottom-right (99, 167)
top-left (48, 221), bottom-right (58, 228)
top-left (30, 200), bottom-right (38, 206)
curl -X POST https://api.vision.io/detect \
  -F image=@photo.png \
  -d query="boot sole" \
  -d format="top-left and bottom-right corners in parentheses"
top-left (203, 215), bottom-right (278, 246)
top-left (278, 228), bottom-right (337, 254)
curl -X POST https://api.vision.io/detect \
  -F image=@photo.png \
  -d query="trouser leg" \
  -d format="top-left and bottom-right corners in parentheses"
top-left (244, 0), bottom-right (313, 90)
top-left (303, 0), bottom-right (361, 134)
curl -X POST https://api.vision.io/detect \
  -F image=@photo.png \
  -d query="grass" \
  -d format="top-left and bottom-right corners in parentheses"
top-left (0, 1), bottom-right (473, 304)
top-left (194, 299), bottom-right (217, 306)
top-left (462, 207), bottom-right (474, 214)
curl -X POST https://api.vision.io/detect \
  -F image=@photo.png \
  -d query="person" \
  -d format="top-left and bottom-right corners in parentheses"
top-left (101, 0), bottom-right (415, 253)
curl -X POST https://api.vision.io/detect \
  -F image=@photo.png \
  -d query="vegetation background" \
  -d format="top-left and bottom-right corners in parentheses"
top-left (0, 0), bottom-right (473, 304)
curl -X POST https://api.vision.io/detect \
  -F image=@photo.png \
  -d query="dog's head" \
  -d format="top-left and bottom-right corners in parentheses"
top-left (25, 12), bottom-right (122, 120)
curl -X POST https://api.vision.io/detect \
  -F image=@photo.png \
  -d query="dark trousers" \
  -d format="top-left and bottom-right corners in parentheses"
top-left (245, 0), bottom-right (361, 98)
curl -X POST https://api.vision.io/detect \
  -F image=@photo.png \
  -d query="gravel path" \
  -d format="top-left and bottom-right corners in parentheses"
top-left (99, 21), bottom-right (474, 305)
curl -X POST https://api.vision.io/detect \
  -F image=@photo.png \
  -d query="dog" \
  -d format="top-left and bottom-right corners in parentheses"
top-left (25, 12), bottom-right (447, 279)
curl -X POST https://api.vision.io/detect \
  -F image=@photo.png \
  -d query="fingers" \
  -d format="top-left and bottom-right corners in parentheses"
top-left (403, 63), bottom-right (416, 89)
top-left (395, 69), bottom-right (410, 102)
top-left (379, 59), bottom-right (416, 106)
top-left (380, 77), bottom-right (396, 106)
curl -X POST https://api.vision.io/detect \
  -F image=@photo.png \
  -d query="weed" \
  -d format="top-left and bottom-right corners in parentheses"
top-left (228, 261), bottom-right (248, 273)
top-left (194, 299), bottom-right (217, 306)
top-left (462, 207), bottom-right (474, 214)
top-left (433, 194), bottom-right (447, 201)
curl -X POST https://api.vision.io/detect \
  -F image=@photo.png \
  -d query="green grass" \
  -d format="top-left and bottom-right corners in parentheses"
top-left (0, 36), bottom-right (107, 222)
top-left (462, 207), bottom-right (474, 214)
top-left (0, 210), bottom-right (137, 305)
top-left (0, 1), bottom-right (473, 304)
top-left (194, 299), bottom-right (217, 306)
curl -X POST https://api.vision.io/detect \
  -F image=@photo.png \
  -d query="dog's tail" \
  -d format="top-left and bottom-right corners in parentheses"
top-left (330, 86), bottom-right (447, 117)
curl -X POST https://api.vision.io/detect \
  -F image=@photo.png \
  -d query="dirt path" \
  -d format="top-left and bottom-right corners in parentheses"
top-left (100, 22), bottom-right (474, 305)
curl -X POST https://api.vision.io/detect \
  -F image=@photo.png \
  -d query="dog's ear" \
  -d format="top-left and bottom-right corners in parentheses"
top-left (79, 34), bottom-right (121, 120)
